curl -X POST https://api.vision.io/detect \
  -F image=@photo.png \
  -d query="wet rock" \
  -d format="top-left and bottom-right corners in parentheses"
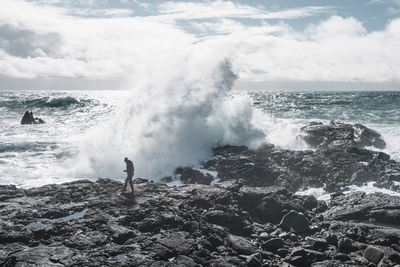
top-left (226, 234), bottom-right (256, 255)
top-left (325, 192), bottom-right (400, 226)
top-left (179, 167), bottom-right (214, 185)
top-left (300, 121), bottom-right (386, 150)
top-left (261, 238), bottom-right (284, 252)
top-left (246, 253), bottom-right (263, 267)
top-left (338, 238), bottom-right (354, 253)
top-left (364, 246), bottom-right (385, 264)
top-left (285, 248), bottom-right (309, 266)
top-left (21, 111), bottom-right (45, 125)
top-left (280, 210), bottom-right (310, 233)
top-left (205, 144), bottom-right (400, 193)
top-left (305, 237), bottom-right (328, 251)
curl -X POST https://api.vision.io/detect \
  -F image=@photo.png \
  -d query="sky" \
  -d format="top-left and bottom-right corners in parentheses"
top-left (0, 0), bottom-right (400, 90)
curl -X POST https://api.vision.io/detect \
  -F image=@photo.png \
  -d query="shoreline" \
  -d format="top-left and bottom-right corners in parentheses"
top-left (1, 178), bottom-right (400, 266)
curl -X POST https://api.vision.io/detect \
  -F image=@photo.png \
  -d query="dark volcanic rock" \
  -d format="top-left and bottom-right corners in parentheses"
top-left (179, 167), bottom-right (214, 185)
top-left (324, 192), bottom-right (400, 226)
top-left (204, 144), bottom-right (400, 193)
top-left (1, 177), bottom-right (400, 266)
top-left (300, 121), bottom-right (386, 150)
top-left (280, 210), bottom-right (310, 233)
top-left (21, 111), bottom-right (45, 125)
top-left (363, 246), bottom-right (384, 264)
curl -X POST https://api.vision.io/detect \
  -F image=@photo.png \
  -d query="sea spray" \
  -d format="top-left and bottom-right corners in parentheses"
top-left (68, 60), bottom-right (265, 181)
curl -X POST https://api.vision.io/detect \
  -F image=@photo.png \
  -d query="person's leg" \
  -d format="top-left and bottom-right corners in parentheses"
top-left (129, 177), bottom-right (134, 195)
top-left (123, 177), bottom-right (128, 191)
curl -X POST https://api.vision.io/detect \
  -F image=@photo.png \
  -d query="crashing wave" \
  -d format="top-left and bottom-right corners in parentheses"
top-left (46, 96), bottom-right (80, 107)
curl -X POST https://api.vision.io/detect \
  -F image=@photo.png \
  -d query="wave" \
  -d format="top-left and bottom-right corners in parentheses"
top-left (0, 96), bottom-right (87, 109)
top-left (45, 96), bottom-right (80, 107)
top-left (66, 59), bottom-right (266, 181)
top-left (0, 142), bottom-right (57, 153)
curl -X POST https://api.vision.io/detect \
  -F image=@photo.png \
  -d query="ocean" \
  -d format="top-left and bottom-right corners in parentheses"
top-left (1, 90), bottom-right (400, 188)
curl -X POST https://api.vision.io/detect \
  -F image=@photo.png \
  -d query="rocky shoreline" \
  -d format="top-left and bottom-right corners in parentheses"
top-left (1, 122), bottom-right (400, 266)
top-left (1, 178), bottom-right (400, 266)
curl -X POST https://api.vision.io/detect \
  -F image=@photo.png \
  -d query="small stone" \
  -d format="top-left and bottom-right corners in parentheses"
top-left (280, 210), bottom-right (310, 233)
top-left (246, 253), bottom-right (263, 267)
top-left (305, 237), bottom-right (328, 251)
top-left (259, 232), bottom-right (269, 241)
top-left (364, 246), bottom-right (384, 264)
top-left (261, 238), bottom-right (284, 252)
top-left (226, 234), bottom-right (256, 255)
top-left (277, 248), bottom-right (289, 257)
top-left (338, 238), bottom-right (353, 253)
top-left (334, 253), bottom-right (352, 262)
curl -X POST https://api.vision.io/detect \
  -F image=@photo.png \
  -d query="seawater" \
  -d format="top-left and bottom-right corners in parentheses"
top-left (0, 90), bottom-right (399, 187)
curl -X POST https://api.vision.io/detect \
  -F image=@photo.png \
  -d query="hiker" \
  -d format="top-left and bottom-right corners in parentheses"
top-left (123, 157), bottom-right (134, 195)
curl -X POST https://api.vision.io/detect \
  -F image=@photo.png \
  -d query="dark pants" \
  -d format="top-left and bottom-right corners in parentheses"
top-left (124, 175), bottom-right (134, 195)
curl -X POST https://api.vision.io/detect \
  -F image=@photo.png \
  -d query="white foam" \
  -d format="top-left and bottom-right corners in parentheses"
top-left (344, 182), bottom-right (400, 196)
top-left (67, 60), bottom-right (265, 182)
top-left (295, 187), bottom-right (332, 203)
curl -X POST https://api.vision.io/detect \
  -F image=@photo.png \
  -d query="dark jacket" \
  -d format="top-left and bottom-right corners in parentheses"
top-left (126, 160), bottom-right (134, 177)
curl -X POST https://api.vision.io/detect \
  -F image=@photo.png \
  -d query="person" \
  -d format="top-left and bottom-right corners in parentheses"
top-left (123, 157), bottom-right (134, 196)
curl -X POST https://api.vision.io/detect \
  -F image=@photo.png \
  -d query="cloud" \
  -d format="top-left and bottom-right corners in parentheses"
top-left (0, 0), bottom-right (400, 88)
top-left (157, 1), bottom-right (333, 21)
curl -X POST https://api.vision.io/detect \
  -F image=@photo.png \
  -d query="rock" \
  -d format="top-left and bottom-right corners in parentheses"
top-left (261, 238), bottom-right (284, 252)
top-left (205, 144), bottom-right (400, 194)
top-left (305, 237), bottom-right (328, 251)
top-left (364, 246), bottom-right (385, 264)
top-left (2, 172), bottom-right (400, 266)
top-left (226, 234), bottom-right (256, 255)
top-left (338, 238), bottom-right (354, 253)
top-left (285, 248), bottom-right (309, 266)
top-left (325, 192), bottom-right (400, 226)
top-left (246, 253), bottom-right (263, 267)
top-left (333, 253), bottom-right (352, 262)
top-left (21, 111), bottom-right (45, 125)
top-left (179, 167), bottom-right (214, 185)
top-left (280, 210), bottom-right (310, 233)
top-left (299, 121), bottom-right (386, 150)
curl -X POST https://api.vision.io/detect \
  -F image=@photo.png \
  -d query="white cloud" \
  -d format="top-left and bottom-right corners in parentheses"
top-left (157, 1), bottom-right (333, 21)
top-left (0, 0), bottom-right (399, 88)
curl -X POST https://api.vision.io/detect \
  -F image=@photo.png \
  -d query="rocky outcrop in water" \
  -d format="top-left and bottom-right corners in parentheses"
top-left (20, 111), bottom-right (45, 125)
top-left (1, 179), bottom-right (400, 266)
top-left (299, 121), bottom-right (386, 150)
top-left (200, 144), bottom-right (400, 193)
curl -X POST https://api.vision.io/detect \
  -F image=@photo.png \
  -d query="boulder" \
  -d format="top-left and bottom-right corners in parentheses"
top-left (300, 121), bottom-right (386, 150)
top-left (246, 253), bottom-right (263, 267)
top-left (324, 192), bottom-right (400, 226)
top-left (21, 111), bottom-right (45, 125)
top-left (280, 210), bottom-right (310, 233)
top-left (364, 246), bottom-right (384, 264)
top-left (179, 167), bottom-right (214, 185)
top-left (261, 238), bottom-right (284, 252)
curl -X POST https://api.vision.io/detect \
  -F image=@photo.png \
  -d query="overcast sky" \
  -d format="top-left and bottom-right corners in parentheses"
top-left (0, 0), bottom-right (400, 90)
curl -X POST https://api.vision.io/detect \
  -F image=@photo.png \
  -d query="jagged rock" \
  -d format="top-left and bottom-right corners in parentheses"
top-left (305, 237), bottom-right (328, 251)
top-left (338, 238), bottom-right (354, 253)
top-left (280, 210), bottom-right (310, 233)
top-left (261, 238), bottom-right (284, 252)
top-left (364, 246), bottom-right (385, 264)
top-left (2, 176), bottom-right (400, 266)
top-left (324, 192), bottom-right (400, 226)
top-left (205, 144), bottom-right (400, 193)
top-left (300, 121), bottom-right (386, 150)
top-left (179, 167), bottom-right (214, 185)
top-left (246, 253), bottom-right (263, 267)
top-left (226, 234), bottom-right (256, 255)
top-left (21, 111), bottom-right (45, 125)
